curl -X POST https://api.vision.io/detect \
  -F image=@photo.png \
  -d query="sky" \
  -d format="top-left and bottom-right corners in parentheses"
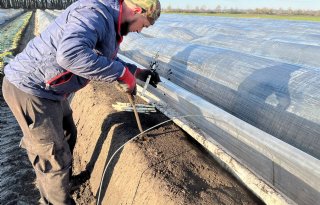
top-left (161, 0), bottom-right (320, 10)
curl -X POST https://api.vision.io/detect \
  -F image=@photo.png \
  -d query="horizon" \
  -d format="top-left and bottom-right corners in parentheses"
top-left (161, 0), bottom-right (320, 11)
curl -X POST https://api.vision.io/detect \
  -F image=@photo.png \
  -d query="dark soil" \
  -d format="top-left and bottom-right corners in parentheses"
top-left (70, 81), bottom-right (265, 205)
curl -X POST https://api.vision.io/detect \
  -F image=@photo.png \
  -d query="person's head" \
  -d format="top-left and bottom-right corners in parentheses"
top-left (121, 0), bottom-right (161, 36)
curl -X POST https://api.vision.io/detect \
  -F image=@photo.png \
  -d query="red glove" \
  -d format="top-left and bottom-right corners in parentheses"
top-left (117, 67), bottom-right (136, 95)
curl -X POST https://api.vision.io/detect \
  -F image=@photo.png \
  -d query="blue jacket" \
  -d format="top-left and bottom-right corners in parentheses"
top-left (4, 0), bottom-right (135, 101)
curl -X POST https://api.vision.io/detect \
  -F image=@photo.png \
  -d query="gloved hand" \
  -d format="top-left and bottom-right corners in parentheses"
top-left (117, 67), bottom-right (136, 95)
top-left (134, 68), bottom-right (161, 88)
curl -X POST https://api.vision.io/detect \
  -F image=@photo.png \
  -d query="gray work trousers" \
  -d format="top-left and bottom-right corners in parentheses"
top-left (2, 77), bottom-right (77, 205)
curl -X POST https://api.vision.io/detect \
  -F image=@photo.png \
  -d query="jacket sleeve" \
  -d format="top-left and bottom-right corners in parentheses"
top-left (56, 7), bottom-right (124, 82)
top-left (115, 56), bottom-right (138, 74)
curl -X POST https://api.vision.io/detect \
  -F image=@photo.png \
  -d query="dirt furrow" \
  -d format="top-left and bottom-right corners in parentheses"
top-left (70, 81), bottom-right (265, 205)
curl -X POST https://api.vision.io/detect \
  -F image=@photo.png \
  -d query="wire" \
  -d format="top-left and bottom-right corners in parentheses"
top-left (96, 114), bottom-right (216, 205)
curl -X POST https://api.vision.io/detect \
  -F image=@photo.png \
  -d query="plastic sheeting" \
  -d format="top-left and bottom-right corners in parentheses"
top-left (35, 9), bottom-right (58, 34)
top-left (0, 9), bottom-right (24, 25)
top-left (45, 9), bottom-right (63, 17)
top-left (0, 12), bottom-right (31, 53)
top-left (120, 14), bottom-right (320, 159)
top-left (142, 14), bottom-right (320, 68)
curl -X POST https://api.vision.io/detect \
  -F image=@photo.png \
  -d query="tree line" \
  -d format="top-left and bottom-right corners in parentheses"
top-left (164, 5), bottom-right (320, 16)
top-left (0, 0), bottom-right (77, 9)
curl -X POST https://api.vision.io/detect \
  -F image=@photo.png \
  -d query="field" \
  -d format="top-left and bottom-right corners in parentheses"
top-left (0, 9), bottom-right (31, 69)
top-left (1, 9), bottom-right (319, 205)
top-left (0, 9), bottom-right (266, 205)
top-left (164, 12), bottom-right (320, 22)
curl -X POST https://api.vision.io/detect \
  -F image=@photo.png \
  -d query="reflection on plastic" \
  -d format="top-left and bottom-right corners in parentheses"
top-left (120, 14), bottom-right (320, 159)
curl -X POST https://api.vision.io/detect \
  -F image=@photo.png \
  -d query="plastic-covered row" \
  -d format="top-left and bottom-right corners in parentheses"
top-left (120, 14), bottom-right (320, 159)
top-left (0, 9), bottom-right (24, 25)
top-left (35, 9), bottom-right (59, 34)
top-left (45, 9), bottom-right (64, 17)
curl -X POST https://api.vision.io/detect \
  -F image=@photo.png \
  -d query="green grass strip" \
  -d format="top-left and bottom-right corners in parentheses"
top-left (0, 51), bottom-right (13, 72)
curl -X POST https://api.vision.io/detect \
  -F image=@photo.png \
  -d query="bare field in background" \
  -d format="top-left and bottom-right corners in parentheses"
top-left (164, 12), bottom-right (320, 22)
